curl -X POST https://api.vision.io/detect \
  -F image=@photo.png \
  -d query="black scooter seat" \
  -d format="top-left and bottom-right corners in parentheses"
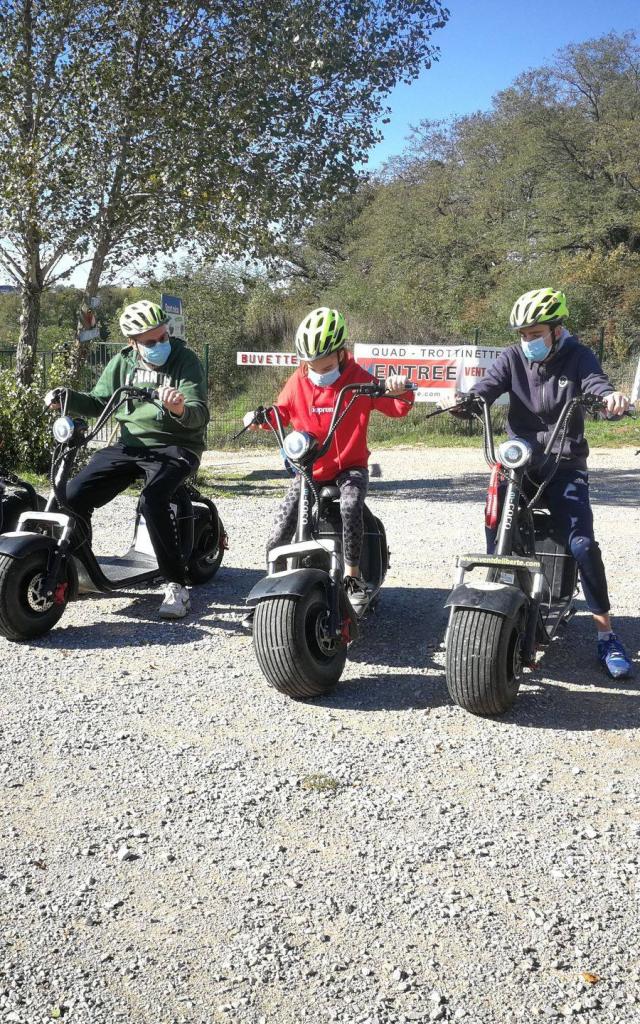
top-left (319, 484), bottom-right (340, 501)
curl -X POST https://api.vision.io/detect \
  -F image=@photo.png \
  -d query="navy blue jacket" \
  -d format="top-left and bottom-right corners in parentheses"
top-left (470, 335), bottom-right (613, 470)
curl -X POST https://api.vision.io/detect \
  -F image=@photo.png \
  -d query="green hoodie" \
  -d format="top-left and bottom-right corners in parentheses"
top-left (65, 339), bottom-right (209, 459)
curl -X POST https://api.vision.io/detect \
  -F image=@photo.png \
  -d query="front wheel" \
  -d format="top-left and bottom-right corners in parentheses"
top-left (446, 607), bottom-right (524, 716)
top-left (253, 586), bottom-right (347, 699)
top-left (0, 551), bottom-right (70, 642)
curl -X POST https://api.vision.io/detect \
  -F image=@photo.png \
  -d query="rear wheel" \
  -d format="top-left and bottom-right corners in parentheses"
top-left (446, 607), bottom-right (524, 715)
top-left (253, 586), bottom-right (347, 699)
top-left (0, 551), bottom-right (70, 641)
top-left (186, 517), bottom-right (226, 584)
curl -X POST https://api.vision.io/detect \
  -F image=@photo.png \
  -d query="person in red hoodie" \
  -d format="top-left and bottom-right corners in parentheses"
top-left (244, 307), bottom-right (414, 610)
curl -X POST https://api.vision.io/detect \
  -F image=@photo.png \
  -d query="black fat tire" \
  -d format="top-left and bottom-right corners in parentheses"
top-left (446, 608), bottom-right (523, 716)
top-left (186, 517), bottom-right (225, 585)
top-left (0, 551), bottom-right (69, 642)
top-left (253, 586), bottom-right (347, 700)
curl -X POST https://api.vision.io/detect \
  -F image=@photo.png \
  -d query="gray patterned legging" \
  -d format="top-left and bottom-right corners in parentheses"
top-left (266, 467), bottom-right (369, 567)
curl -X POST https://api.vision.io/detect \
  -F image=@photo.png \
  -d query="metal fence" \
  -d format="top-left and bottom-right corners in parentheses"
top-left (2, 335), bottom-right (637, 451)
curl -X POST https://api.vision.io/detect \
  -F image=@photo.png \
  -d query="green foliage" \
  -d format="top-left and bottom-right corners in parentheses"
top-left (0, 368), bottom-right (54, 473)
top-left (284, 32), bottom-right (640, 357)
top-left (0, 345), bottom-right (71, 472)
top-left (0, 0), bottom-right (448, 381)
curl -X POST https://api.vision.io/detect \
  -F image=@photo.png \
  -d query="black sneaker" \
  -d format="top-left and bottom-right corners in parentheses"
top-left (344, 575), bottom-right (369, 615)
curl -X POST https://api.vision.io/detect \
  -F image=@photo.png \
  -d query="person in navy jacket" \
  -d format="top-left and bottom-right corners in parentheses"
top-left (469, 287), bottom-right (632, 679)
top-left (244, 307), bottom-right (414, 612)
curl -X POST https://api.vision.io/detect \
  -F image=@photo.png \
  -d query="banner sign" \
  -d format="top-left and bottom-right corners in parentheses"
top-left (353, 343), bottom-right (508, 403)
top-left (160, 294), bottom-right (182, 315)
top-left (237, 351), bottom-right (299, 367)
top-left (236, 343), bottom-right (509, 404)
top-left (632, 354), bottom-right (640, 404)
top-left (161, 294), bottom-right (185, 340)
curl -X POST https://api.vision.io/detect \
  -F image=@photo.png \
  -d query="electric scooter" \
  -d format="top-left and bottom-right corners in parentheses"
top-left (0, 386), bottom-right (227, 641)
top-left (235, 380), bottom-right (414, 699)
top-left (1, 467), bottom-right (46, 534)
top-left (444, 392), bottom-right (633, 715)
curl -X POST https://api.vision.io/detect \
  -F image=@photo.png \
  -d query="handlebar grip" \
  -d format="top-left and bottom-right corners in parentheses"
top-left (356, 382), bottom-right (386, 397)
top-left (253, 406), bottom-right (271, 425)
top-left (128, 386), bottom-right (159, 400)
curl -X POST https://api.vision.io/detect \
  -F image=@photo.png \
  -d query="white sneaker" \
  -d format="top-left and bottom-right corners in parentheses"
top-left (159, 582), bottom-right (191, 619)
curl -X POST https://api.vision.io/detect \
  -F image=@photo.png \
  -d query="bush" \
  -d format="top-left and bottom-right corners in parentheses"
top-left (0, 346), bottom-right (71, 473)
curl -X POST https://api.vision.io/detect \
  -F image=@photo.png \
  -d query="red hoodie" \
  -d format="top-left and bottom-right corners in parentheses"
top-left (265, 354), bottom-right (414, 481)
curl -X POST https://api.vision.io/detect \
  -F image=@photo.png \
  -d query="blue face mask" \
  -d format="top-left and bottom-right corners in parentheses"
top-left (138, 340), bottom-right (171, 366)
top-left (521, 336), bottom-right (550, 363)
top-left (308, 366), bottom-right (341, 386)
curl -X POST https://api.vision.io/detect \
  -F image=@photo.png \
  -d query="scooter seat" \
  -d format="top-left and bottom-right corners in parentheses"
top-left (319, 484), bottom-right (340, 502)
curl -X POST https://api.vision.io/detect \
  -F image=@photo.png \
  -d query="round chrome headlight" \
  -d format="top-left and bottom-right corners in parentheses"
top-left (283, 431), bottom-right (317, 462)
top-left (52, 416), bottom-right (76, 444)
top-left (498, 439), bottom-right (532, 469)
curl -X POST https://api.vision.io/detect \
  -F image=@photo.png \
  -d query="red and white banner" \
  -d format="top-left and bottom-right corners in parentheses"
top-left (353, 343), bottom-right (507, 403)
top-left (237, 343), bottom-right (509, 404)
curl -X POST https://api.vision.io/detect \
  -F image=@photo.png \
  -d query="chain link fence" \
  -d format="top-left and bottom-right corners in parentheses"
top-left (2, 332), bottom-right (638, 451)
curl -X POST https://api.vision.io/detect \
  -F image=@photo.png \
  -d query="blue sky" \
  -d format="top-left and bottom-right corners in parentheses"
top-left (367, 0), bottom-right (640, 168)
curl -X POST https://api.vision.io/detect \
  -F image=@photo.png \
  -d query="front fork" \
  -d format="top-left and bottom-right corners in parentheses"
top-left (294, 477), bottom-right (355, 641)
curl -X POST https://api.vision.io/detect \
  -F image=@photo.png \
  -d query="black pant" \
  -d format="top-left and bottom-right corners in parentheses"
top-left (486, 466), bottom-right (610, 615)
top-left (66, 443), bottom-right (199, 585)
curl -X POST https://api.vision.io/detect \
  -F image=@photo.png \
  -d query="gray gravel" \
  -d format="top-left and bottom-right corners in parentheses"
top-left (1, 446), bottom-right (639, 1024)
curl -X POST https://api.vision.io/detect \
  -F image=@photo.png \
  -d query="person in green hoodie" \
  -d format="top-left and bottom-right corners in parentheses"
top-left (44, 300), bottom-right (209, 619)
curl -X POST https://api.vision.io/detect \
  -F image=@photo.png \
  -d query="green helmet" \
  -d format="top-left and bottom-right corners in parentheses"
top-left (119, 300), bottom-right (168, 337)
top-left (295, 307), bottom-right (347, 361)
top-left (509, 288), bottom-right (569, 330)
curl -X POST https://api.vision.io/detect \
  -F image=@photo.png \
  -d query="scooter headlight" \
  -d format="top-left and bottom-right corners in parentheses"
top-left (498, 439), bottom-right (533, 469)
top-left (52, 416), bottom-right (76, 444)
top-left (282, 431), bottom-right (317, 463)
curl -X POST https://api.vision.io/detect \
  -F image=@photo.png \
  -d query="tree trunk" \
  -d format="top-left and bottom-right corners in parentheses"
top-left (67, 232), bottom-right (112, 383)
top-left (16, 278), bottom-right (43, 387)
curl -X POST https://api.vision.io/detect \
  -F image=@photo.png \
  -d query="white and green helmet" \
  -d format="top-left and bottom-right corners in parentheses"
top-left (509, 288), bottom-right (569, 330)
top-left (119, 300), bottom-right (169, 337)
top-left (295, 307), bottom-right (348, 361)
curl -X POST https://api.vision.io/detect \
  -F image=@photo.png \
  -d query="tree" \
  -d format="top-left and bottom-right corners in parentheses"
top-left (0, 0), bottom-right (449, 383)
top-left (292, 31), bottom-right (640, 351)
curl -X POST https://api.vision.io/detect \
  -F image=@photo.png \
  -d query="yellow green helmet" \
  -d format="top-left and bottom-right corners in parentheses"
top-left (119, 300), bottom-right (168, 337)
top-left (295, 307), bottom-right (347, 361)
top-left (509, 288), bottom-right (569, 329)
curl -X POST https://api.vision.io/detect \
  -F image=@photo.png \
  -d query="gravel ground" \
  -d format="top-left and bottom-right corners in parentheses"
top-left (1, 446), bottom-right (639, 1024)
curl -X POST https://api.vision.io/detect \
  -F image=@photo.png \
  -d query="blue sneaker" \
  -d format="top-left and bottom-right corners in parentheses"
top-left (597, 633), bottom-right (633, 679)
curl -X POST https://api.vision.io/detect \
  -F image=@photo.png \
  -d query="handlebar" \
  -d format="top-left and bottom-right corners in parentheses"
top-left (232, 379), bottom-right (418, 444)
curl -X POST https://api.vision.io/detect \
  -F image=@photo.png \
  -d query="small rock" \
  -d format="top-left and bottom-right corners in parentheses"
top-left (116, 845), bottom-right (139, 862)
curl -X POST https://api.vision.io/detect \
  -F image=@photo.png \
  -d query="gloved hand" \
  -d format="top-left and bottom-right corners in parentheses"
top-left (385, 374), bottom-right (411, 395)
top-left (44, 388), bottom-right (62, 410)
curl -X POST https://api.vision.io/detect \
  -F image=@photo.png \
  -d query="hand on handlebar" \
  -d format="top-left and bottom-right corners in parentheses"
top-left (385, 374), bottom-right (414, 395)
top-left (44, 388), bottom-right (63, 411)
top-left (243, 409), bottom-right (261, 432)
top-left (158, 385), bottom-right (185, 417)
top-left (602, 391), bottom-right (630, 418)
top-left (438, 391), bottom-right (482, 418)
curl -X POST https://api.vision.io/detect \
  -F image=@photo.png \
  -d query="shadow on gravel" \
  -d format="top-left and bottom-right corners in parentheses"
top-left (320, 585), bottom-right (451, 711)
top-left (507, 611), bottom-right (640, 732)
top-left (587, 467), bottom-right (640, 507)
top-left (370, 475), bottom-right (489, 503)
top-left (367, 465), bottom-right (640, 507)
top-left (38, 619), bottom-right (208, 649)
top-left (320, 672), bottom-right (450, 712)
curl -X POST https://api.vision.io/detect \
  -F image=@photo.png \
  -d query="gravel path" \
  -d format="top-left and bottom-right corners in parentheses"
top-left (1, 447), bottom-right (639, 1024)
